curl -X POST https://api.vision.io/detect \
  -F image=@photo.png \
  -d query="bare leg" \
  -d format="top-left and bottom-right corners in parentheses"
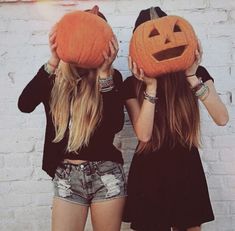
top-left (187, 227), bottom-right (201, 231)
top-left (90, 197), bottom-right (126, 231)
top-left (171, 226), bottom-right (201, 231)
top-left (51, 197), bottom-right (89, 231)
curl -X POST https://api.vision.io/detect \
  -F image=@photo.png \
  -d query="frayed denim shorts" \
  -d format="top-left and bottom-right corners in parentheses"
top-left (53, 160), bottom-right (127, 206)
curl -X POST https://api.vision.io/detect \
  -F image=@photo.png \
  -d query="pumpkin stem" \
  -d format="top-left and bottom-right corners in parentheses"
top-left (90, 5), bottom-right (99, 15)
top-left (150, 7), bottom-right (159, 20)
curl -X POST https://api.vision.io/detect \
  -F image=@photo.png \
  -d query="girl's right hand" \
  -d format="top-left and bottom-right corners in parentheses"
top-left (128, 56), bottom-right (157, 92)
top-left (48, 24), bottom-right (60, 66)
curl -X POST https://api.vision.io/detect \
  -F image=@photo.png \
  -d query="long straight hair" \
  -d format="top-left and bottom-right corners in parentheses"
top-left (50, 61), bottom-right (103, 152)
top-left (136, 72), bottom-right (201, 154)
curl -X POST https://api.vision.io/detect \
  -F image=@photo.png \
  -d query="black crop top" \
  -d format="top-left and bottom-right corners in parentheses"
top-left (18, 65), bottom-right (124, 178)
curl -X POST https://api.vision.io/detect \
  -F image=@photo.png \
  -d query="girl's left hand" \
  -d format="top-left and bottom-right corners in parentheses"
top-left (98, 35), bottom-right (119, 78)
top-left (185, 40), bottom-right (203, 77)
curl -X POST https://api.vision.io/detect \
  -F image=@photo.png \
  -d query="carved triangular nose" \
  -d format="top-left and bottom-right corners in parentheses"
top-left (165, 38), bottom-right (171, 44)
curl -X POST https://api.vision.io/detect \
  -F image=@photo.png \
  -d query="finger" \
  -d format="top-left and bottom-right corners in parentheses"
top-left (134, 75), bottom-right (143, 81)
top-left (49, 33), bottom-right (56, 42)
top-left (51, 42), bottom-right (57, 50)
top-left (195, 49), bottom-right (201, 64)
top-left (197, 39), bottom-right (203, 54)
top-left (102, 51), bottom-right (109, 60)
top-left (49, 26), bottom-right (57, 37)
top-left (132, 62), bottom-right (140, 77)
top-left (109, 41), bottom-right (116, 57)
top-left (139, 69), bottom-right (145, 79)
top-left (111, 36), bottom-right (119, 51)
top-left (128, 56), bottom-right (133, 71)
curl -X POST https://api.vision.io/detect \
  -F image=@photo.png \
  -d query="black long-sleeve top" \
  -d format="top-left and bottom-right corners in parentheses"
top-left (18, 66), bottom-right (124, 178)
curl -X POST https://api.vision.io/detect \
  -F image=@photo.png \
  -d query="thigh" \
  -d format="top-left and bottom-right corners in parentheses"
top-left (51, 197), bottom-right (89, 231)
top-left (90, 197), bottom-right (126, 231)
top-left (187, 227), bottom-right (201, 231)
top-left (172, 227), bottom-right (201, 231)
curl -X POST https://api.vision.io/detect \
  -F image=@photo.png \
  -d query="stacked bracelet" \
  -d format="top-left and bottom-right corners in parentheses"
top-left (47, 62), bottom-right (57, 69)
top-left (99, 76), bottom-right (114, 92)
top-left (44, 62), bottom-right (57, 75)
top-left (195, 84), bottom-right (209, 100)
top-left (192, 78), bottom-right (209, 101)
top-left (144, 91), bottom-right (158, 104)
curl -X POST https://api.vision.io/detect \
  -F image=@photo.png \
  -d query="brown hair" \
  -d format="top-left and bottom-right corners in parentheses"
top-left (136, 72), bottom-right (200, 153)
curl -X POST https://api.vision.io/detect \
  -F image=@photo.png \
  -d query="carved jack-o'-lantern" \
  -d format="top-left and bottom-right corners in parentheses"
top-left (130, 15), bottom-right (198, 78)
top-left (56, 9), bottom-right (113, 69)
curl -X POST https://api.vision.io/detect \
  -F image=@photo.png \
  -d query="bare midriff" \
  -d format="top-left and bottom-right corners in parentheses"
top-left (63, 159), bottom-right (88, 165)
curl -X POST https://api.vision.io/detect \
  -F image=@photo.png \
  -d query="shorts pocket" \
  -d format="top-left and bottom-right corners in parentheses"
top-left (54, 163), bottom-right (69, 179)
top-left (97, 161), bottom-right (119, 175)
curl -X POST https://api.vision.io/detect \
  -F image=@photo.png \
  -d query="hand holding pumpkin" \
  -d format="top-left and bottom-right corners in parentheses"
top-left (98, 36), bottom-right (119, 78)
top-left (185, 41), bottom-right (203, 88)
top-left (48, 24), bottom-right (60, 67)
top-left (185, 40), bottom-right (203, 77)
top-left (129, 56), bottom-right (157, 91)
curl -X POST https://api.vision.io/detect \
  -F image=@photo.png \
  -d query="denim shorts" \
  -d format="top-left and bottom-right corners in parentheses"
top-left (53, 160), bottom-right (127, 206)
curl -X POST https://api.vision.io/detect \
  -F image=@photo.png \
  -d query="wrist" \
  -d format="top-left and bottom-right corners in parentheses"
top-left (187, 75), bottom-right (199, 88)
top-left (144, 91), bottom-right (158, 104)
top-left (48, 56), bottom-right (60, 67)
top-left (99, 75), bottom-right (114, 92)
top-left (99, 70), bottom-right (112, 79)
top-left (44, 63), bottom-right (55, 75)
top-left (146, 86), bottom-right (157, 96)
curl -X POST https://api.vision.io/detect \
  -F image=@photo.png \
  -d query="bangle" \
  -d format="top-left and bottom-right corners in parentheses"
top-left (199, 87), bottom-right (210, 101)
top-left (195, 84), bottom-right (209, 98)
top-left (186, 73), bottom-right (196, 78)
top-left (191, 78), bottom-right (203, 92)
top-left (100, 86), bottom-right (114, 92)
top-left (99, 76), bottom-right (114, 92)
top-left (47, 61), bottom-right (57, 69)
top-left (144, 91), bottom-right (158, 104)
top-left (44, 63), bottom-right (55, 75)
top-left (193, 81), bottom-right (209, 100)
top-left (191, 77), bottom-right (210, 100)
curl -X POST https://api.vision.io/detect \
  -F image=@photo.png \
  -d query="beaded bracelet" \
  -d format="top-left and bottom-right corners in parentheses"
top-left (192, 78), bottom-right (203, 92)
top-left (195, 84), bottom-right (209, 98)
top-left (144, 91), bottom-right (158, 104)
top-left (192, 79), bottom-right (209, 101)
top-left (44, 62), bottom-right (55, 75)
top-left (99, 76), bottom-right (115, 92)
top-left (47, 61), bottom-right (57, 69)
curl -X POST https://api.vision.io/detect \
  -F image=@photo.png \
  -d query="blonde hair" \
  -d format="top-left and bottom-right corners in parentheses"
top-left (50, 61), bottom-right (103, 152)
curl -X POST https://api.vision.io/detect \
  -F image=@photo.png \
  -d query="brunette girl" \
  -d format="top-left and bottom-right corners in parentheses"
top-left (122, 7), bottom-right (229, 231)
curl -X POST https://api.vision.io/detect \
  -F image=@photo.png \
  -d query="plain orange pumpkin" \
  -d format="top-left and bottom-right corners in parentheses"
top-left (56, 10), bottom-right (113, 68)
top-left (130, 15), bottom-right (198, 78)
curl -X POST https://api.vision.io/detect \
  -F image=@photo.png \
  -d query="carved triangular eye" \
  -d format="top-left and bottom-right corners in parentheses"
top-left (173, 24), bottom-right (181, 32)
top-left (149, 28), bottom-right (160, 37)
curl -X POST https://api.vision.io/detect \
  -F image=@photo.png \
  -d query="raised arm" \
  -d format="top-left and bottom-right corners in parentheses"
top-left (18, 24), bottom-right (60, 113)
top-left (187, 76), bottom-right (228, 126)
top-left (124, 58), bottom-right (157, 142)
top-left (186, 45), bottom-right (229, 126)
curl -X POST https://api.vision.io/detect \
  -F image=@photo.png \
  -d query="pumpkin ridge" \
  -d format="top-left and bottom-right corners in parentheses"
top-left (56, 10), bottom-right (113, 68)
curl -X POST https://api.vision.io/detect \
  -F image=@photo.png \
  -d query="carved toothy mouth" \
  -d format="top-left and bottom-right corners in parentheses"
top-left (152, 45), bottom-right (186, 61)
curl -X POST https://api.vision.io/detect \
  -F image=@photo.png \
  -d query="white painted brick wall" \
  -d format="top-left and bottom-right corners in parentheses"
top-left (0, 0), bottom-right (234, 231)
